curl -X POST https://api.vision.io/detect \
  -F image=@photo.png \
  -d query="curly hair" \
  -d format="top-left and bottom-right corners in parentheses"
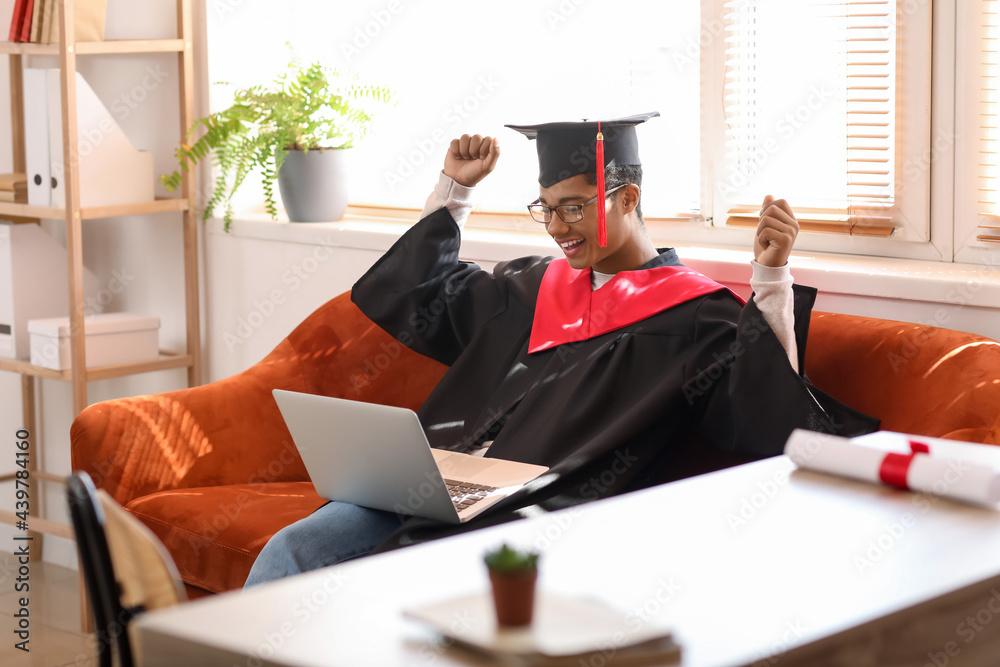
top-left (582, 164), bottom-right (644, 224)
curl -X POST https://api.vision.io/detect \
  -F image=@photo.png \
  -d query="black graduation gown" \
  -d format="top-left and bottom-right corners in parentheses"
top-left (351, 207), bottom-right (878, 551)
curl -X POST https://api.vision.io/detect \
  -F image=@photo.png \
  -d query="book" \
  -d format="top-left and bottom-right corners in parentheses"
top-left (27, 0), bottom-right (42, 42)
top-left (37, 0), bottom-right (52, 44)
top-left (0, 174), bottom-right (28, 192)
top-left (17, 0), bottom-right (34, 42)
top-left (0, 190), bottom-right (28, 203)
top-left (44, 0), bottom-right (56, 43)
top-left (8, 0), bottom-right (28, 42)
top-left (404, 592), bottom-right (681, 666)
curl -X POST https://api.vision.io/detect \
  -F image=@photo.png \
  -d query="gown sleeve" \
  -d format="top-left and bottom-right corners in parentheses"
top-left (687, 285), bottom-right (879, 459)
top-left (351, 206), bottom-right (544, 366)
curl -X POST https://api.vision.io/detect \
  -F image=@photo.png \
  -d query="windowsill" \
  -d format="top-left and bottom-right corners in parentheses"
top-left (208, 210), bottom-right (1000, 310)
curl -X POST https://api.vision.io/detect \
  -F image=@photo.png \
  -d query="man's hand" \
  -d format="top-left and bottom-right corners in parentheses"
top-left (754, 195), bottom-right (800, 267)
top-left (443, 134), bottom-right (500, 188)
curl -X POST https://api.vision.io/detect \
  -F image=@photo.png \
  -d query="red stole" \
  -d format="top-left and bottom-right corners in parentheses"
top-left (528, 259), bottom-right (744, 354)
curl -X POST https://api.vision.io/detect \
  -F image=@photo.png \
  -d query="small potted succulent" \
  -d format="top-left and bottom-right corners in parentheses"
top-left (484, 544), bottom-right (540, 628)
top-left (160, 58), bottom-right (392, 230)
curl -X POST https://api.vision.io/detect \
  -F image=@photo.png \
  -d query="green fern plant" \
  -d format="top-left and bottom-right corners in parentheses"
top-left (161, 60), bottom-right (392, 231)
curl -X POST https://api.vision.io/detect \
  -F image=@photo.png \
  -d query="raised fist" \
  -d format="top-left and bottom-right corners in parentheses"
top-left (443, 134), bottom-right (500, 188)
top-left (754, 195), bottom-right (800, 268)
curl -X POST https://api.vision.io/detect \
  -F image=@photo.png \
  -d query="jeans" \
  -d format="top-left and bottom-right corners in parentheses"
top-left (243, 501), bottom-right (401, 588)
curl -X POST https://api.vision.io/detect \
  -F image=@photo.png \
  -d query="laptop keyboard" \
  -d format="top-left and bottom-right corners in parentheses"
top-left (444, 479), bottom-right (500, 512)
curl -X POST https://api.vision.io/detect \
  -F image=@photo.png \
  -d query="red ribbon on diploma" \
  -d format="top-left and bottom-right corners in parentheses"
top-left (878, 440), bottom-right (932, 489)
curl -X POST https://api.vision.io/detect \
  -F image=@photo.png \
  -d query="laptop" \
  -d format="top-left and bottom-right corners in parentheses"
top-left (272, 389), bottom-right (549, 524)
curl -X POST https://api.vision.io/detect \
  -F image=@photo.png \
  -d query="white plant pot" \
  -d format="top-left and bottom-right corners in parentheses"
top-left (277, 148), bottom-right (349, 222)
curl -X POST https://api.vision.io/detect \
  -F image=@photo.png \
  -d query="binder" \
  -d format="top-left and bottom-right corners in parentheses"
top-left (46, 69), bottom-right (154, 209)
top-left (23, 68), bottom-right (51, 206)
top-left (48, 84), bottom-right (62, 205)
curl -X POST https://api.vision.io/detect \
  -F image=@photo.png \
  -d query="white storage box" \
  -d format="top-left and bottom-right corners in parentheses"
top-left (28, 313), bottom-right (160, 370)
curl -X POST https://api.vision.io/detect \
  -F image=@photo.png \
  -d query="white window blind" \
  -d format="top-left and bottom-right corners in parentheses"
top-left (977, 0), bottom-right (1000, 243)
top-left (714, 0), bottom-right (929, 241)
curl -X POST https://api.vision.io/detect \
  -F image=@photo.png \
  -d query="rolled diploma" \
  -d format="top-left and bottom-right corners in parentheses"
top-left (785, 429), bottom-right (1000, 506)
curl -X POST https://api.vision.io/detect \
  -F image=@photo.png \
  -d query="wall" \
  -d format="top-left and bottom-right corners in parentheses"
top-left (0, 0), bottom-right (209, 568)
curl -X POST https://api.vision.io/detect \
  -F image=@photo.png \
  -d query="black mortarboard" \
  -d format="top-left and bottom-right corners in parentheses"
top-left (505, 112), bottom-right (659, 246)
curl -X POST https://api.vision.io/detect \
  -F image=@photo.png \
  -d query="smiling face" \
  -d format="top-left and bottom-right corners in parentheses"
top-left (538, 174), bottom-right (655, 274)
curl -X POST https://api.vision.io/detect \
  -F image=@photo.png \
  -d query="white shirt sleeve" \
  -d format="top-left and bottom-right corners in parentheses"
top-left (749, 260), bottom-right (799, 373)
top-left (419, 171), bottom-right (476, 226)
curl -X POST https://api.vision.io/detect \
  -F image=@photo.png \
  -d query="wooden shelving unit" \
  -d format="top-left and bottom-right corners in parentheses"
top-left (0, 0), bottom-right (201, 558)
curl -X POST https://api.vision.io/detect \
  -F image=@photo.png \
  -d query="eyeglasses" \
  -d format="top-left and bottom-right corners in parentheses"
top-left (527, 184), bottom-right (626, 224)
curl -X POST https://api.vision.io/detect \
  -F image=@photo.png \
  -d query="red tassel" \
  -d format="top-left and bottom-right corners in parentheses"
top-left (596, 122), bottom-right (607, 247)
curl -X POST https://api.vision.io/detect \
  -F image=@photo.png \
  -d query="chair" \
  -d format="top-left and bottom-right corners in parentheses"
top-left (67, 471), bottom-right (186, 667)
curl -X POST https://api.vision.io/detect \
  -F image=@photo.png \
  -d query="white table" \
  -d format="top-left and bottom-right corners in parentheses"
top-left (135, 456), bottom-right (1000, 666)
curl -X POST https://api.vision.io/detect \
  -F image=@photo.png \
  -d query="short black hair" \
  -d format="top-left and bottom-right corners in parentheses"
top-left (582, 164), bottom-right (644, 224)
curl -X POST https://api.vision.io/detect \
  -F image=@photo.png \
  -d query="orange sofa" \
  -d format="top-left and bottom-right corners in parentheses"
top-left (70, 293), bottom-right (1000, 596)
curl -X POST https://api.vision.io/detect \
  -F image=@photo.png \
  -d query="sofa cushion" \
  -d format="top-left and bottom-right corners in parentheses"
top-left (124, 482), bottom-right (327, 593)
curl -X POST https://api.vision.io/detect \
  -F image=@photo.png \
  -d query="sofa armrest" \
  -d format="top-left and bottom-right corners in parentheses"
top-left (806, 312), bottom-right (1000, 444)
top-left (72, 292), bottom-right (449, 507)
top-left (71, 337), bottom-right (314, 507)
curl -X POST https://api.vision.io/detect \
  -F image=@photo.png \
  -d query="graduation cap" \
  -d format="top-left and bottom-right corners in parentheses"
top-left (505, 112), bottom-right (660, 247)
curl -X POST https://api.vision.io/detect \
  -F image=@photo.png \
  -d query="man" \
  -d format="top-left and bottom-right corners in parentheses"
top-left (245, 114), bottom-right (876, 586)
